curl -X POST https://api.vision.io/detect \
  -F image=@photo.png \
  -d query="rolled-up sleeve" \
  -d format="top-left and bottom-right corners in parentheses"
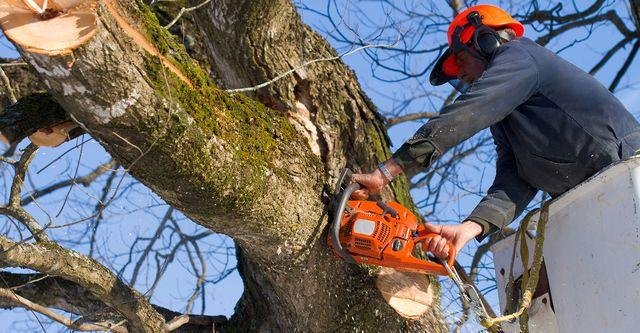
top-left (392, 42), bottom-right (539, 177)
top-left (467, 126), bottom-right (538, 241)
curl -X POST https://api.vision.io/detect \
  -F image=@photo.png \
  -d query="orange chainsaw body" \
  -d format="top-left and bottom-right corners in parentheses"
top-left (328, 199), bottom-right (455, 276)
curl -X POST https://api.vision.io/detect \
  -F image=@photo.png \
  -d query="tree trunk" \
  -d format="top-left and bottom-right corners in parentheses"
top-left (4, 0), bottom-right (447, 331)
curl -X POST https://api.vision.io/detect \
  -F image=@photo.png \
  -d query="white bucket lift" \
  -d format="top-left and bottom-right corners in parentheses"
top-left (490, 157), bottom-right (640, 333)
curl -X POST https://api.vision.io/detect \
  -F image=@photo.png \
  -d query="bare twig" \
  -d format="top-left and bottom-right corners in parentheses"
top-left (386, 111), bottom-right (439, 127)
top-left (0, 144), bottom-right (50, 241)
top-left (164, 314), bottom-right (189, 331)
top-left (225, 42), bottom-right (398, 93)
top-left (0, 287), bottom-right (128, 332)
top-left (609, 39), bottom-right (640, 92)
top-left (164, 0), bottom-right (212, 29)
top-left (0, 66), bottom-right (17, 104)
top-left (0, 62), bottom-right (28, 67)
top-left (21, 160), bottom-right (117, 206)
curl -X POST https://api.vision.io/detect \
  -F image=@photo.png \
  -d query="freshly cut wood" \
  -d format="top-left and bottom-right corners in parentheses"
top-left (28, 120), bottom-right (76, 147)
top-left (0, 0), bottom-right (98, 55)
top-left (376, 267), bottom-right (435, 319)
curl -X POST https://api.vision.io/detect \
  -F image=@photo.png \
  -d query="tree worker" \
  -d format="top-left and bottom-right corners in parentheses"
top-left (350, 4), bottom-right (640, 259)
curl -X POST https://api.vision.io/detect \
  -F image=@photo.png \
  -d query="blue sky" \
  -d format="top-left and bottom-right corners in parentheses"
top-left (1, 1), bottom-right (639, 331)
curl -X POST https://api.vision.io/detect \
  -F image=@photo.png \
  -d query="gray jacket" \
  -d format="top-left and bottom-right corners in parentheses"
top-left (393, 37), bottom-right (640, 239)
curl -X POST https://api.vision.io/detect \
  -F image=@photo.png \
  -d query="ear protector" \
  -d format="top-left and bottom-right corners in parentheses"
top-left (451, 11), bottom-right (508, 60)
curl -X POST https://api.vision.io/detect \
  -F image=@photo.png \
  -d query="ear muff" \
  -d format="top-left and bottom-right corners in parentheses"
top-left (472, 26), bottom-right (501, 57)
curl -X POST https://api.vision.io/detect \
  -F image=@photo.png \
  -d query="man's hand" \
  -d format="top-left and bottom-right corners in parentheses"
top-left (422, 220), bottom-right (484, 259)
top-left (350, 169), bottom-right (386, 199)
top-left (350, 159), bottom-right (403, 199)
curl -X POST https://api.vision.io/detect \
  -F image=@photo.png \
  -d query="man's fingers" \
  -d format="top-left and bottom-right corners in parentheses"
top-left (424, 235), bottom-right (440, 253)
top-left (350, 189), bottom-right (370, 200)
top-left (435, 238), bottom-right (449, 258)
top-left (423, 235), bottom-right (450, 259)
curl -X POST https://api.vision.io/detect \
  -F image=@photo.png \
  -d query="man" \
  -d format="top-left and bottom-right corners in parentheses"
top-left (351, 4), bottom-right (640, 259)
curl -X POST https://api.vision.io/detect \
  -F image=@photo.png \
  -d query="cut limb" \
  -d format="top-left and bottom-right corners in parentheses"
top-left (28, 120), bottom-right (78, 147)
top-left (0, 0), bottom-right (98, 55)
top-left (376, 267), bottom-right (437, 319)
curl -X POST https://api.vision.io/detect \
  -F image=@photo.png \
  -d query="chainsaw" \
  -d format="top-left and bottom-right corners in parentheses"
top-left (328, 168), bottom-right (455, 275)
top-left (328, 168), bottom-right (495, 324)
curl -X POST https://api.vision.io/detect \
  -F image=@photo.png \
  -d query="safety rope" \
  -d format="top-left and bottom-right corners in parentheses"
top-left (481, 194), bottom-right (550, 331)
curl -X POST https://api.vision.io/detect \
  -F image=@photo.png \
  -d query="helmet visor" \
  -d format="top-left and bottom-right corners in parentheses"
top-left (429, 48), bottom-right (458, 86)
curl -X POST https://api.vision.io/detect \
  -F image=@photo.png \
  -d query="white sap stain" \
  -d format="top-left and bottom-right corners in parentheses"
top-left (62, 82), bottom-right (88, 96)
top-left (87, 90), bottom-right (142, 124)
top-left (29, 61), bottom-right (71, 78)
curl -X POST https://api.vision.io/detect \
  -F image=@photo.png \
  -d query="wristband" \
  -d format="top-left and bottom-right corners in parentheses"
top-left (378, 162), bottom-right (394, 182)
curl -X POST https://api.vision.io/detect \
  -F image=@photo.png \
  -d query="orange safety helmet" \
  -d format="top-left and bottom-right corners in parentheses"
top-left (430, 4), bottom-right (524, 86)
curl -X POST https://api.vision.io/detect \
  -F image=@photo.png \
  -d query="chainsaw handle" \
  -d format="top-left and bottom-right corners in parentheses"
top-left (331, 177), bottom-right (360, 264)
top-left (412, 232), bottom-right (457, 268)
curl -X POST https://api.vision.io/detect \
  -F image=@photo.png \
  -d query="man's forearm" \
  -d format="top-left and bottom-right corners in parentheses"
top-left (391, 139), bottom-right (439, 179)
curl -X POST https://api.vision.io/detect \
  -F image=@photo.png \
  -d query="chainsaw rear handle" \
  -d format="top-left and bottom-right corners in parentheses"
top-left (331, 180), bottom-right (360, 264)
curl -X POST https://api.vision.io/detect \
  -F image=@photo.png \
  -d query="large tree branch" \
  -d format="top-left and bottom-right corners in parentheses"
top-left (0, 287), bottom-right (127, 332)
top-left (0, 272), bottom-right (227, 332)
top-left (0, 236), bottom-right (166, 332)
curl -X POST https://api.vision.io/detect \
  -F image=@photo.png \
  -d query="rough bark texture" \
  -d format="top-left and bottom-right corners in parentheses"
top-left (0, 272), bottom-right (227, 333)
top-left (0, 60), bottom-right (47, 108)
top-left (0, 236), bottom-right (165, 332)
top-left (4, 0), bottom-right (446, 331)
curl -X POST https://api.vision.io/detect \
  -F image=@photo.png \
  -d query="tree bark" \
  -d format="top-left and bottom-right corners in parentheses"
top-left (3, 0), bottom-right (446, 331)
top-left (0, 272), bottom-right (227, 333)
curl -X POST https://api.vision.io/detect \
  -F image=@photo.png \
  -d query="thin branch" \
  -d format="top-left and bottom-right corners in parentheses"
top-left (589, 35), bottom-right (635, 75)
top-left (0, 62), bottom-right (28, 67)
top-left (129, 207), bottom-right (173, 286)
top-left (164, 315), bottom-right (189, 331)
top-left (9, 144), bottom-right (38, 207)
top-left (0, 144), bottom-right (49, 241)
top-left (225, 42), bottom-right (398, 93)
top-left (55, 135), bottom-right (86, 217)
top-left (0, 287), bottom-right (128, 332)
top-left (0, 66), bottom-right (17, 104)
top-left (21, 159), bottom-right (117, 206)
top-left (386, 111), bottom-right (439, 127)
top-left (164, 0), bottom-right (212, 29)
top-left (609, 39), bottom-right (640, 92)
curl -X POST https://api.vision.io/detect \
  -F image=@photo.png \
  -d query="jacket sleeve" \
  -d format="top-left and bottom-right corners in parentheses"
top-left (392, 42), bottom-right (539, 177)
top-left (466, 126), bottom-right (538, 241)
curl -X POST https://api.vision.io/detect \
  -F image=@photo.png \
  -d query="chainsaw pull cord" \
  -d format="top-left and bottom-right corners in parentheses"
top-left (480, 194), bottom-right (550, 330)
